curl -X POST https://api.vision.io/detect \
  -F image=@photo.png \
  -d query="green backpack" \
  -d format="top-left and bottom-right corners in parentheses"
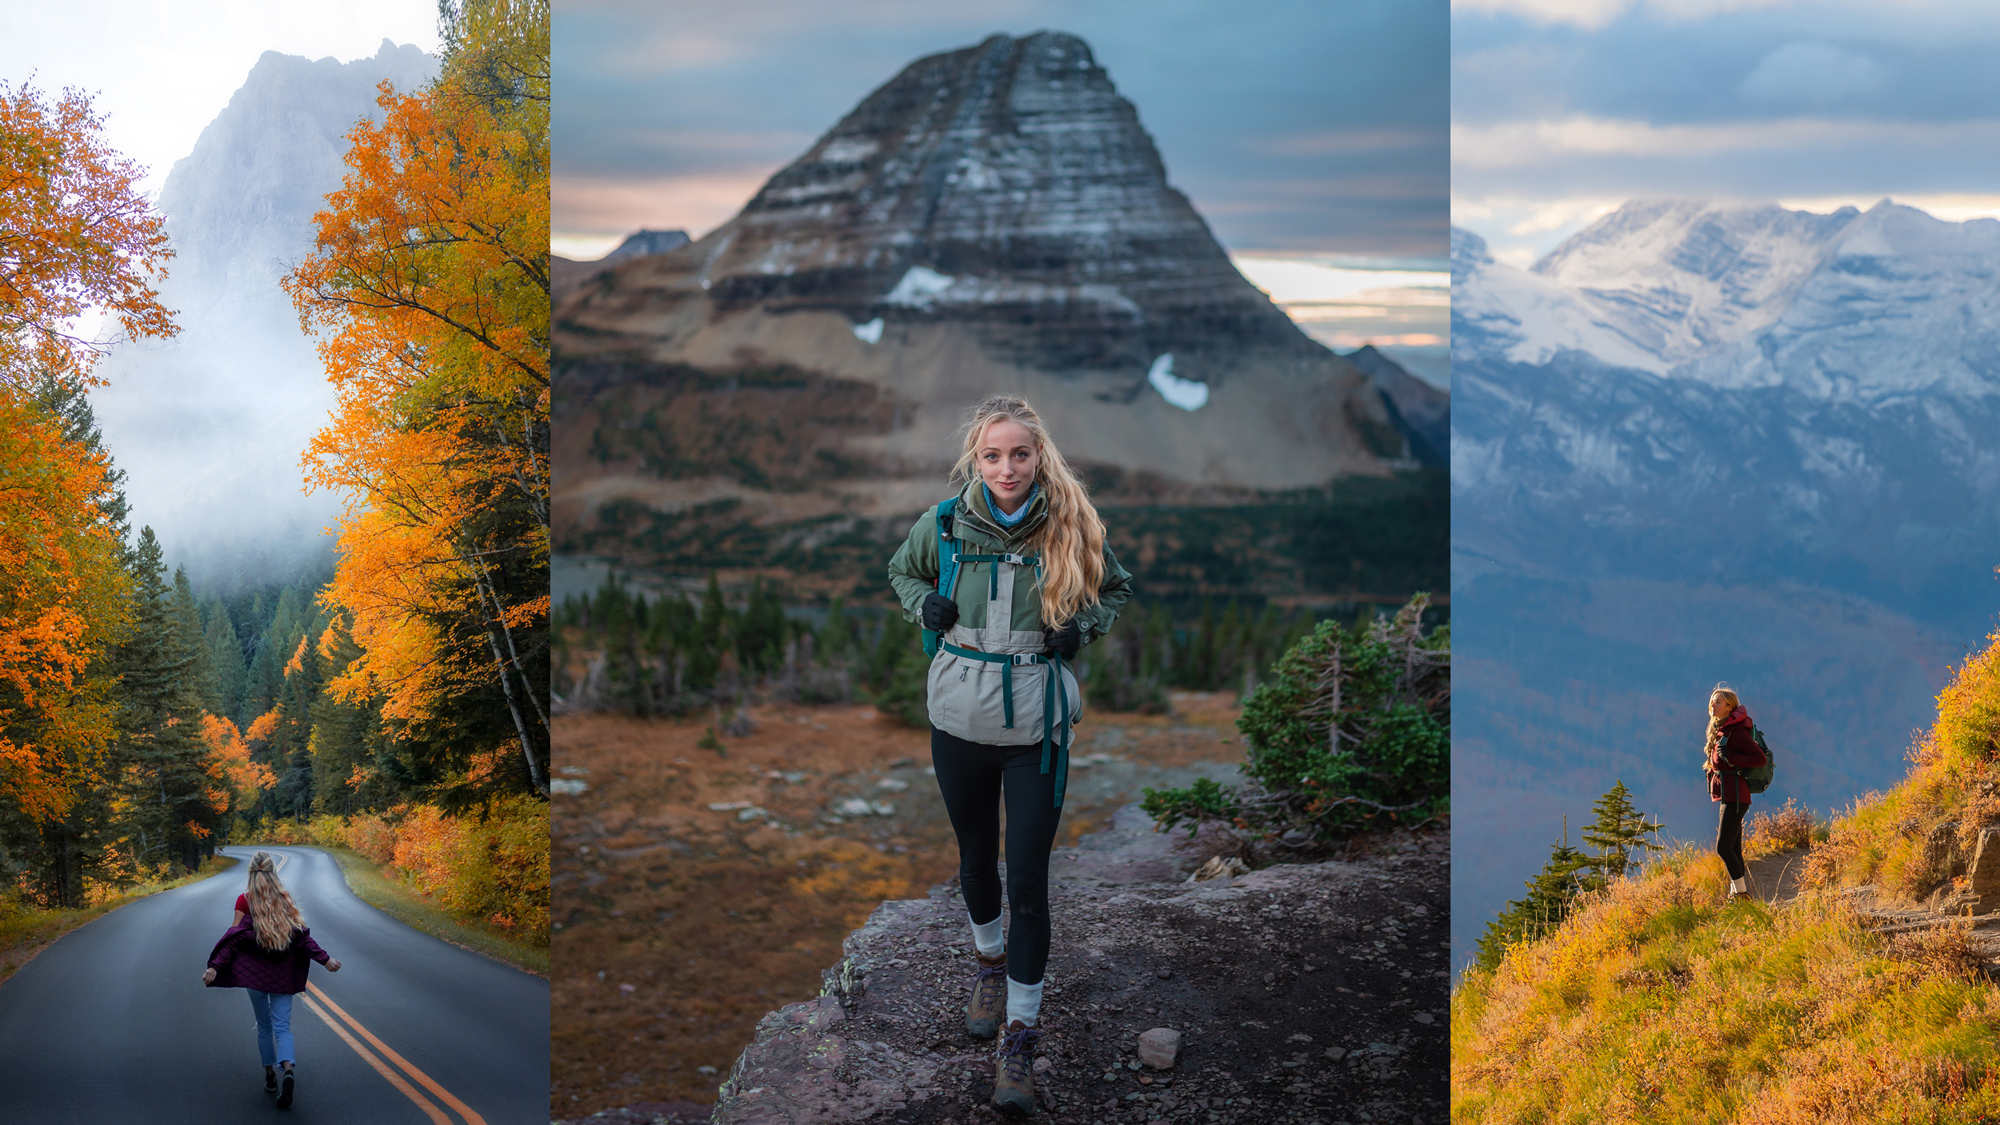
top-left (1739, 727), bottom-right (1775, 795)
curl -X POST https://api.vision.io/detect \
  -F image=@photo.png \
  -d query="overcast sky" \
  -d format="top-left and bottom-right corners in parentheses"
top-left (0, 1), bottom-right (439, 198)
top-left (552, 0), bottom-right (1448, 262)
top-left (1452, 0), bottom-right (2000, 267)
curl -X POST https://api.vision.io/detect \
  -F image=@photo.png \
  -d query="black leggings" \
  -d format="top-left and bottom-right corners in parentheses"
top-left (1716, 801), bottom-right (1748, 880)
top-left (930, 727), bottom-right (1065, 985)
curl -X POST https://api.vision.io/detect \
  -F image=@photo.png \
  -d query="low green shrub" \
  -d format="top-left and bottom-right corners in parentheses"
top-left (1142, 593), bottom-right (1448, 846)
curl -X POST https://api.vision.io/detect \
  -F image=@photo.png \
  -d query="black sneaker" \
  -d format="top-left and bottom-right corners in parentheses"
top-left (264, 1068), bottom-right (278, 1094)
top-left (277, 1068), bottom-right (294, 1109)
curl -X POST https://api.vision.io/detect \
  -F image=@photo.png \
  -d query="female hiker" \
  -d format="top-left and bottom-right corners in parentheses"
top-left (203, 852), bottom-right (341, 1108)
top-left (1705, 684), bottom-right (1764, 901)
top-left (887, 395), bottom-right (1132, 1115)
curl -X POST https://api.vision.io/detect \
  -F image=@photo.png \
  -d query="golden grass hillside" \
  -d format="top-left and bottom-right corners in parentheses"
top-left (1803, 629), bottom-right (2000, 903)
top-left (1453, 627), bottom-right (2000, 1124)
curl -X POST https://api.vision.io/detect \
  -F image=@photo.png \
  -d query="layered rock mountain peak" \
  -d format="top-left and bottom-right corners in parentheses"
top-left (557, 31), bottom-right (1406, 491)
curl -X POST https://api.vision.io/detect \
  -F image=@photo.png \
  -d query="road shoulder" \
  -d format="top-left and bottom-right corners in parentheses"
top-left (308, 844), bottom-right (550, 976)
top-left (0, 855), bottom-right (241, 988)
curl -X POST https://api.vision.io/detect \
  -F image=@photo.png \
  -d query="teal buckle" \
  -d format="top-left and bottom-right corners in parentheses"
top-left (954, 552), bottom-right (1039, 601)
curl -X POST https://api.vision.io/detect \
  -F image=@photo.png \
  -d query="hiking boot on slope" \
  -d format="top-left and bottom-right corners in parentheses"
top-left (966, 953), bottom-right (1008, 1038)
top-left (991, 1020), bottom-right (1042, 1115)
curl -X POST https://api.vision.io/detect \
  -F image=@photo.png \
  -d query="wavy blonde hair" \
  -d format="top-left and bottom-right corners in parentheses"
top-left (246, 852), bottom-right (303, 952)
top-left (949, 395), bottom-right (1105, 630)
top-left (1705, 685), bottom-right (1742, 755)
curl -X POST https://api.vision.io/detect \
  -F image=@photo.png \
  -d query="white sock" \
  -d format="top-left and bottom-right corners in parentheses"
top-left (1730, 877), bottom-right (1746, 893)
top-left (1006, 975), bottom-right (1044, 1028)
top-left (969, 911), bottom-right (1004, 959)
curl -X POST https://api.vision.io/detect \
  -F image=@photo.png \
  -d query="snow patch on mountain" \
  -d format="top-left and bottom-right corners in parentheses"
top-left (1146, 354), bottom-right (1208, 410)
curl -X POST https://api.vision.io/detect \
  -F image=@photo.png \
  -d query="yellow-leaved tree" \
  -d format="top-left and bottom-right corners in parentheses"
top-left (284, 0), bottom-right (549, 801)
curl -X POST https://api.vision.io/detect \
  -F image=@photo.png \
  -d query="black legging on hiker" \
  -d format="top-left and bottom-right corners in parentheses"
top-left (1717, 801), bottom-right (1748, 880)
top-left (931, 727), bottom-right (1065, 985)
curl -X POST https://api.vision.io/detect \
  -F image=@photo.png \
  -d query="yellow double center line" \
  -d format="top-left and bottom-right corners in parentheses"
top-left (299, 982), bottom-right (487, 1125)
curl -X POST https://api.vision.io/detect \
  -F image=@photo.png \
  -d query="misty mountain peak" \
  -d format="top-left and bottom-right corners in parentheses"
top-left (156, 42), bottom-right (437, 321)
top-left (92, 41), bottom-right (440, 579)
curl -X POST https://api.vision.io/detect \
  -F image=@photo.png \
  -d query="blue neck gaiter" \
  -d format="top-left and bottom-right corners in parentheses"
top-left (984, 482), bottom-right (1038, 527)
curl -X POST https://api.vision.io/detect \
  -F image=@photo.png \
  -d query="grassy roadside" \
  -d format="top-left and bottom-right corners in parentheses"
top-left (0, 854), bottom-right (241, 986)
top-left (309, 844), bottom-right (548, 977)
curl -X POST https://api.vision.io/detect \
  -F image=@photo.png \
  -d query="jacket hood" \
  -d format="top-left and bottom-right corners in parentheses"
top-left (1722, 705), bottom-right (1752, 728)
top-left (955, 477), bottom-right (1048, 548)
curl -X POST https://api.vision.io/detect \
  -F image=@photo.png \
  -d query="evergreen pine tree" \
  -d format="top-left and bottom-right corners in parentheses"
top-left (1475, 819), bottom-right (1592, 971)
top-left (169, 568), bottom-right (217, 715)
top-left (308, 617), bottom-right (385, 816)
top-left (1579, 779), bottom-right (1664, 886)
top-left (113, 528), bottom-right (219, 873)
top-left (202, 597), bottom-right (247, 721)
top-left (268, 615), bottom-right (326, 822)
top-left (817, 596), bottom-right (851, 666)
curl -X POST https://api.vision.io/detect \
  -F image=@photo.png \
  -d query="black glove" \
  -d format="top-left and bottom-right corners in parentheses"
top-left (921, 591), bottom-right (959, 632)
top-left (1044, 619), bottom-right (1082, 659)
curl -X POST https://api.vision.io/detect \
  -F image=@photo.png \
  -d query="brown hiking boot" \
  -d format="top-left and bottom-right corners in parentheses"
top-left (991, 1020), bottom-right (1041, 1115)
top-left (965, 954), bottom-right (1008, 1038)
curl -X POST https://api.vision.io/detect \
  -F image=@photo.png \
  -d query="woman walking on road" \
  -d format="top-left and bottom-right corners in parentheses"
top-left (203, 852), bottom-right (341, 1108)
top-left (1705, 684), bottom-right (1766, 901)
top-left (887, 395), bottom-right (1133, 1115)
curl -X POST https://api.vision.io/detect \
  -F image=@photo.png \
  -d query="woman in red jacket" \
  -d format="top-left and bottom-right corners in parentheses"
top-left (202, 852), bottom-right (341, 1108)
top-left (1705, 685), bottom-right (1765, 900)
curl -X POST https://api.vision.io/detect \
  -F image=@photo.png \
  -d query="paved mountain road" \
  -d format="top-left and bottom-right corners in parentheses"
top-left (0, 845), bottom-right (548, 1123)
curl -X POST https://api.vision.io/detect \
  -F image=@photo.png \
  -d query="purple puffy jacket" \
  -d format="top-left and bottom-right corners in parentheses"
top-left (206, 922), bottom-right (332, 995)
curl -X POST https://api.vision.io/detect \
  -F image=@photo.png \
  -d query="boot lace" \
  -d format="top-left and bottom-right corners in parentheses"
top-left (973, 962), bottom-right (1008, 1011)
top-left (999, 1023), bottom-right (1042, 1083)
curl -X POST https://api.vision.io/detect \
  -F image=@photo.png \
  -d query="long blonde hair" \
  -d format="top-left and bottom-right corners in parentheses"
top-left (1705, 685), bottom-right (1742, 753)
top-left (245, 852), bottom-right (304, 952)
top-left (949, 395), bottom-right (1105, 629)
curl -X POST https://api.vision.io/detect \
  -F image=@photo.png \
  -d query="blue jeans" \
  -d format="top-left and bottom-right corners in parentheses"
top-left (247, 990), bottom-right (295, 1067)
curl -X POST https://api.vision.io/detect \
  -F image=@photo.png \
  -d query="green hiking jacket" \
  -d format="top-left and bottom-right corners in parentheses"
top-left (886, 480), bottom-right (1133, 643)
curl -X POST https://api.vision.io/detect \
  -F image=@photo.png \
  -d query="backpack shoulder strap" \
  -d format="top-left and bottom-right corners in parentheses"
top-left (935, 497), bottom-right (960, 593)
top-left (922, 498), bottom-right (961, 658)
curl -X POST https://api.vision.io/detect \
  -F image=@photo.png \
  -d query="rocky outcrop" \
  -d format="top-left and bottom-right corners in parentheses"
top-left (555, 231), bottom-right (694, 302)
top-left (703, 805), bottom-right (1447, 1125)
top-left (606, 229), bottom-right (692, 263)
top-left (554, 31), bottom-right (1405, 507)
top-left (1343, 346), bottom-right (1447, 465)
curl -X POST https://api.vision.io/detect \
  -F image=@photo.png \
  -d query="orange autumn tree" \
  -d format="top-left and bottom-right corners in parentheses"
top-left (0, 82), bottom-right (176, 389)
top-left (0, 84), bottom-right (176, 904)
top-left (198, 713), bottom-right (276, 813)
top-left (0, 396), bottom-right (127, 825)
top-left (285, 0), bottom-right (549, 801)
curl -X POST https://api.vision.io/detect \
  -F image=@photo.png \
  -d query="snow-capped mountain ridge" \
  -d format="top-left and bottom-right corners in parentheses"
top-left (1460, 200), bottom-right (2000, 404)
